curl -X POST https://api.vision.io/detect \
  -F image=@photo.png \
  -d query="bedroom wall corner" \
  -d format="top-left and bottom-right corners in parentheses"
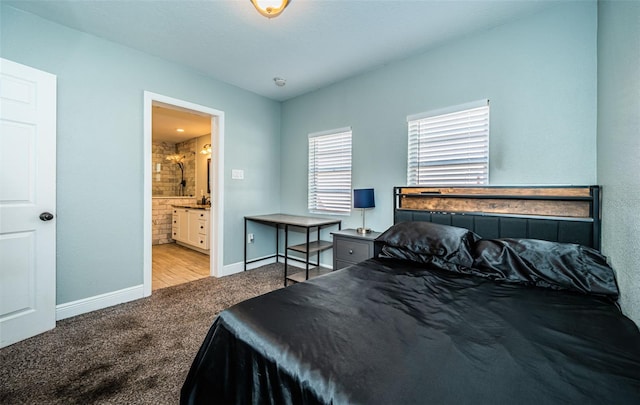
top-left (597, 0), bottom-right (640, 326)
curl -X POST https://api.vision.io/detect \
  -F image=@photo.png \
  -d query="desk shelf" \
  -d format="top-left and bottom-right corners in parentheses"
top-left (287, 240), bottom-right (333, 254)
top-left (285, 240), bottom-right (334, 285)
top-left (285, 267), bottom-right (332, 284)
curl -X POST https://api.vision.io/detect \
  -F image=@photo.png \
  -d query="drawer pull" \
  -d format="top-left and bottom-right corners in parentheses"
top-left (349, 249), bottom-right (353, 254)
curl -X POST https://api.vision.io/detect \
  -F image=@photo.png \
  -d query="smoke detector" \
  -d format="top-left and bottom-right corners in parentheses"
top-left (273, 77), bottom-right (286, 87)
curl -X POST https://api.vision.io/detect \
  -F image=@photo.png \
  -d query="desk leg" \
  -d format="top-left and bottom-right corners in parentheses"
top-left (244, 218), bottom-right (247, 271)
top-left (284, 224), bottom-right (288, 287)
top-left (316, 227), bottom-right (321, 267)
top-left (335, 222), bottom-right (341, 270)
top-left (305, 228), bottom-right (310, 280)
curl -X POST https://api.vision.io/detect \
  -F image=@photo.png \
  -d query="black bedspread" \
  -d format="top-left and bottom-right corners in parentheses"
top-left (181, 258), bottom-right (640, 404)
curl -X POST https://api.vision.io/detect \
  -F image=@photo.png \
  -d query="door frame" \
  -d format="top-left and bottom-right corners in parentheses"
top-left (143, 91), bottom-right (225, 296)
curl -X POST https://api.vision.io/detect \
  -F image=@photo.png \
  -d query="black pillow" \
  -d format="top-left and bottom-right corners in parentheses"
top-left (472, 238), bottom-right (619, 298)
top-left (376, 221), bottom-right (479, 267)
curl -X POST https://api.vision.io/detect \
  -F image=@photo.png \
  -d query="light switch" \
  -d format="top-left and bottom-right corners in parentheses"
top-left (232, 169), bottom-right (244, 180)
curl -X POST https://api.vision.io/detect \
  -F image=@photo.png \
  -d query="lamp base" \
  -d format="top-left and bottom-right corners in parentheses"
top-left (356, 227), bottom-right (372, 234)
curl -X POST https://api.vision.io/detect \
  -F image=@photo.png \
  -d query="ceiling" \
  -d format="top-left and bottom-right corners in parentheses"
top-left (5, 0), bottom-right (557, 101)
top-left (152, 102), bottom-right (212, 143)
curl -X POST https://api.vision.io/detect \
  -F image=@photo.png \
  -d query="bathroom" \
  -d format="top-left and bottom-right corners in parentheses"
top-left (151, 101), bottom-right (213, 290)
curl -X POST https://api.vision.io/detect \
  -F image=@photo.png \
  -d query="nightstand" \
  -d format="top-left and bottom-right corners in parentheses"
top-left (332, 229), bottom-right (382, 270)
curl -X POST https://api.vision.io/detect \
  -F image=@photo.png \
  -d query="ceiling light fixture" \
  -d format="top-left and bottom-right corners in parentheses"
top-left (176, 128), bottom-right (185, 132)
top-left (250, 0), bottom-right (290, 19)
top-left (274, 77), bottom-right (286, 87)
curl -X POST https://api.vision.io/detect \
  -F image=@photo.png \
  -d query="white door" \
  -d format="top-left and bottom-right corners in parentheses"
top-left (0, 58), bottom-right (57, 348)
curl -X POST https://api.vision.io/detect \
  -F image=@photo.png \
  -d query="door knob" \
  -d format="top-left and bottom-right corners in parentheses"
top-left (39, 212), bottom-right (54, 221)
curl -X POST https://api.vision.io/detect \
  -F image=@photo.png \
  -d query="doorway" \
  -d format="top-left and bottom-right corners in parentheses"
top-left (143, 92), bottom-right (225, 297)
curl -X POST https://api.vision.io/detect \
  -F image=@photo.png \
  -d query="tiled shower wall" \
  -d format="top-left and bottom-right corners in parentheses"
top-left (152, 197), bottom-right (196, 245)
top-left (176, 139), bottom-right (197, 197)
top-left (152, 140), bottom-right (197, 197)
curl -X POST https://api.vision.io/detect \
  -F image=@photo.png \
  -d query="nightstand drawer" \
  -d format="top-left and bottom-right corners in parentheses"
top-left (332, 229), bottom-right (381, 271)
top-left (335, 239), bottom-right (371, 263)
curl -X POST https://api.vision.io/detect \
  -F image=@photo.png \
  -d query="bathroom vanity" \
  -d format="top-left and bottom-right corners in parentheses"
top-left (172, 205), bottom-right (210, 254)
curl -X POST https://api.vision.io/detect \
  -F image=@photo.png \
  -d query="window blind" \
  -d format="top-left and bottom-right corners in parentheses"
top-left (308, 128), bottom-right (352, 214)
top-left (407, 101), bottom-right (489, 186)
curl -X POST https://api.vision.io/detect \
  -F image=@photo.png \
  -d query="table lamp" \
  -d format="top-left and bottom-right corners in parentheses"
top-left (354, 188), bottom-right (375, 234)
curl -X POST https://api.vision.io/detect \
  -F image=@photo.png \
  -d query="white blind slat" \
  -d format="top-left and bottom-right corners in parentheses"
top-left (407, 103), bottom-right (489, 186)
top-left (309, 129), bottom-right (352, 214)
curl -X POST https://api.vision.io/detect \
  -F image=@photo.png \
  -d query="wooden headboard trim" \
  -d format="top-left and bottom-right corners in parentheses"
top-left (394, 186), bottom-right (601, 250)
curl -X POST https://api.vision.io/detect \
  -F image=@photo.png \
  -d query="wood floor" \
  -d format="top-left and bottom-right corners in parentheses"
top-left (152, 243), bottom-right (210, 291)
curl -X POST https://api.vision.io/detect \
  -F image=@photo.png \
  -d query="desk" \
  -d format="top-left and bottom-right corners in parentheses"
top-left (244, 214), bottom-right (342, 285)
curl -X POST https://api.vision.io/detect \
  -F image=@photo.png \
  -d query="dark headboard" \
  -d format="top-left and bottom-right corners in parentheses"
top-left (394, 186), bottom-right (601, 250)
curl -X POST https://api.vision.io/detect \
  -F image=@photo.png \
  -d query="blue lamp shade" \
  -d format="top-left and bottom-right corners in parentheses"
top-left (353, 188), bottom-right (375, 209)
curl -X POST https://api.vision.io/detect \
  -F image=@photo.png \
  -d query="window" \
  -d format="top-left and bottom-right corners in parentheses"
top-left (407, 100), bottom-right (489, 186)
top-left (308, 128), bottom-right (352, 214)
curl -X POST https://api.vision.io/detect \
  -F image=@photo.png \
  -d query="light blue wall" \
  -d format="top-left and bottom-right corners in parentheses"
top-left (2, 2), bottom-right (615, 313)
top-left (597, 0), bottom-right (640, 325)
top-left (1, 5), bottom-right (281, 304)
top-left (281, 3), bottom-right (598, 238)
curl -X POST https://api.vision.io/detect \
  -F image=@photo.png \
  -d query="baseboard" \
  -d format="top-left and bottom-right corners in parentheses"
top-left (55, 257), bottom-right (332, 319)
top-left (176, 241), bottom-right (210, 255)
top-left (220, 255), bottom-right (278, 277)
top-left (220, 255), bottom-right (332, 278)
top-left (56, 284), bottom-right (144, 321)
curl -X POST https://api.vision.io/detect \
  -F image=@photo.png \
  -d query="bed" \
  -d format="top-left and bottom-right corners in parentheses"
top-left (181, 186), bottom-right (640, 404)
